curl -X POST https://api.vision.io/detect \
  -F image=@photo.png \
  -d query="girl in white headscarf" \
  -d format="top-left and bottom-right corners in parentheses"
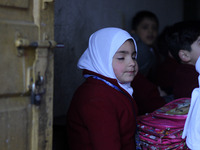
top-left (67, 27), bottom-right (139, 150)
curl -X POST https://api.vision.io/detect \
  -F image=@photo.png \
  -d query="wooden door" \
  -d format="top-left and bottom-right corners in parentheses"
top-left (0, 0), bottom-right (54, 150)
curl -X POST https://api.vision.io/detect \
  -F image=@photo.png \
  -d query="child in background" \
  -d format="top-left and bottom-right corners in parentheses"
top-left (155, 26), bottom-right (179, 97)
top-left (131, 71), bottom-right (166, 115)
top-left (130, 10), bottom-right (166, 115)
top-left (165, 21), bottom-right (200, 99)
top-left (167, 22), bottom-right (200, 149)
top-left (131, 10), bottom-right (160, 82)
top-left (67, 27), bottom-right (139, 150)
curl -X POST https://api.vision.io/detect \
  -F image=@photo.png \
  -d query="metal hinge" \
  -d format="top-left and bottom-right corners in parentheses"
top-left (30, 73), bottom-right (45, 106)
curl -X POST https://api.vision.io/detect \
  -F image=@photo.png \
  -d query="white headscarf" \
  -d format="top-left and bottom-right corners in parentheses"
top-left (182, 56), bottom-right (200, 149)
top-left (77, 27), bottom-right (137, 96)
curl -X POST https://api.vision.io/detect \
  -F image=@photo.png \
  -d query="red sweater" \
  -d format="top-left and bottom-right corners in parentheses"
top-left (67, 70), bottom-right (138, 150)
top-left (131, 72), bottom-right (166, 115)
top-left (156, 56), bottom-right (179, 94)
top-left (173, 63), bottom-right (198, 99)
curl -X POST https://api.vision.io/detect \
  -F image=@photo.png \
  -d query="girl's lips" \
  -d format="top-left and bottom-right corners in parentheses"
top-left (126, 71), bottom-right (135, 74)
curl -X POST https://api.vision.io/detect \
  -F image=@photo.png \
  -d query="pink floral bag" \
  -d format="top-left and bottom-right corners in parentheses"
top-left (137, 98), bottom-right (191, 150)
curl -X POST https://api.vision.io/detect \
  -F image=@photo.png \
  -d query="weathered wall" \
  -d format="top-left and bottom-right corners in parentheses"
top-left (53, 0), bottom-right (183, 121)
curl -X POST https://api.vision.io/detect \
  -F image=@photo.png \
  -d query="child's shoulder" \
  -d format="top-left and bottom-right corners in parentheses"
top-left (77, 78), bottom-right (119, 97)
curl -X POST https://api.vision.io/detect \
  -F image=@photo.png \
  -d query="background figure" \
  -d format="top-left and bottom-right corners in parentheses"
top-left (131, 10), bottom-right (160, 83)
top-left (67, 27), bottom-right (139, 150)
top-left (155, 26), bottom-right (179, 97)
top-left (165, 21), bottom-right (200, 99)
top-left (131, 71), bottom-right (166, 115)
top-left (130, 10), bottom-right (167, 115)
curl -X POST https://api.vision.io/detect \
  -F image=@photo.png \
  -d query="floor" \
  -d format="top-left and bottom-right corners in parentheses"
top-left (53, 116), bottom-right (69, 150)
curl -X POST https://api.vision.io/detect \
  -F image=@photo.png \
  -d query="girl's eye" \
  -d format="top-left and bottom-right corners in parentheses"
top-left (117, 57), bottom-right (124, 60)
top-left (152, 26), bottom-right (158, 31)
top-left (198, 40), bottom-right (200, 45)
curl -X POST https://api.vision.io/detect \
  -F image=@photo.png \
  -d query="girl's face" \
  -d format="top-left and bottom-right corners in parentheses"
top-left (134, 18), bottom-right (158, 46)
top-left (112, 40), bottom-right (138, 84)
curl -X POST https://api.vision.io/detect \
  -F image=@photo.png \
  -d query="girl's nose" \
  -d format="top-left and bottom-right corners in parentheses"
top-left (129, 58), bottom-right (137, 66)
top-left (148, 27), bottom-right (153, 33)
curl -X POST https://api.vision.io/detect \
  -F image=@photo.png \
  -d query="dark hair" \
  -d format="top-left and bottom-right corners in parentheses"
top-left (131, 10), bottom-right (159, 30)
top-left (166, 21), bottom-right (200, 62)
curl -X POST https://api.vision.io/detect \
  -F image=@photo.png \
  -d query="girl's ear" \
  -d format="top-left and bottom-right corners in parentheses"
top-left (178, 50), bottom-right (191, 63)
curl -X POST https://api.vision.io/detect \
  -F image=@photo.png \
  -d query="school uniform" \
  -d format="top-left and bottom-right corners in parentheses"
top-left (66, 27), bottom-right (138, 150)
top-left (67, 70), bottom-right (138, 150)
top-left (173, 63), bottom-right (198, 99)
top-left (156, 56), bottom-right (179, 95)
top-left (131, 72), bottom-right (166, 115)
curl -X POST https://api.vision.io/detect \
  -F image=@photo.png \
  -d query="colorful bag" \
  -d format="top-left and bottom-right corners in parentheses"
top-left (137, 98), bottom-right (191, 150)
